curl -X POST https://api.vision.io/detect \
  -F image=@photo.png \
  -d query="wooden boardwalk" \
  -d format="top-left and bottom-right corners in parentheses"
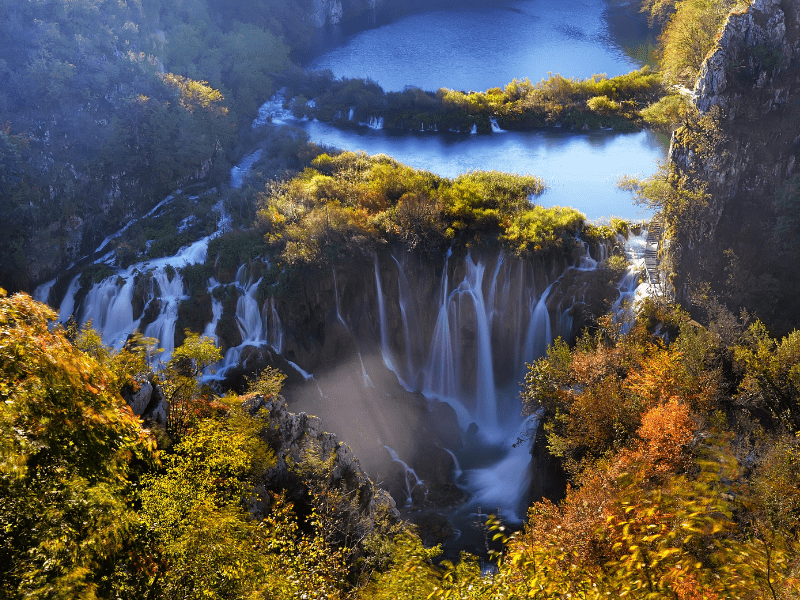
top-left (644, 214), bottom-right (663, 285)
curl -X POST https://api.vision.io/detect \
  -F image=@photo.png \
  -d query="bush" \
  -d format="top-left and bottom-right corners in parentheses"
top-left (256, 152), bottom-right (583, 264)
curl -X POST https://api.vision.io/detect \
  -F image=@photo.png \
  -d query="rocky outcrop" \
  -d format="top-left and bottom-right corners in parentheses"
top-left (243, 393), bottom-right (400, 523)
top-left (121, 373), bottom-right (167, 427)
top-left (694, 0), bottom-right (798, 118)
top-left (668, 0), bottom-right (800, 327)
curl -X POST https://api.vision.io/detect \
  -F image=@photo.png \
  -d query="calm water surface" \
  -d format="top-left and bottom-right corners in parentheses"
top-left (308, 0), bottom-right (643, 92)
top-left (297, 120), bottom-right (662, 221)
top-left (303, 0), bottom-right (665, 220)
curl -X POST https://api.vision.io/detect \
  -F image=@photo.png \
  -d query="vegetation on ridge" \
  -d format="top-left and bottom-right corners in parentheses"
top-left (284, 67), bottom-right (665, 133)
top-left (250, 151), bottom-right (594, 267)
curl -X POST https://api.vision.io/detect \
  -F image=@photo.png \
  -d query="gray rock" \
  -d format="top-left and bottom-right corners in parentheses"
top-left (126, 377), bottom-right (153, 415)
top-left (244, 394), bottom-right (401, 522)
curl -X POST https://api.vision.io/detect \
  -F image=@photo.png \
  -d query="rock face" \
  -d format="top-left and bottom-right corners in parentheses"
top-left (668, 0), bottom-right (800, 326)
top-left (309, 0), bottom-right (381, 27)
top-left (243, 394), bottom-right (400, 523)
top-left (121, 373), bottom-right (167, 427)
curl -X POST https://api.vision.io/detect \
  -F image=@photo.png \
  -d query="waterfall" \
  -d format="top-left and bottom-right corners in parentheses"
top-left (287, 360), bottom-right (314, 381)
top-left (235, 279), bottom-right (264, 343)
top-left (45, 144), bottom-right (653, 534)
top-left (359, 352), bottom-right (375, 388)
top-left (421, 253), bottom-right (498, 431)
top-left (268, 297), bottom-right (283, 353)
top-left (230, 149), bottom-right (263, 189)
top-left (576, 237), bottom-right (598, 270)
top-left (252, 93), bottom-right (295, 127)
top-left (80, 275), bottom-right (136, 349)
top-left (58, 276), bottom-right (82, 323)
top-left (444, 448), bottom-right (463, 480)
top-left (462, 414), bottom-right (540, 521)
top-left (490, 117), bottom-right (504, 133)
top-left (203, 294), bottom-right (223, 342)
top-left (385, 446), bottom-right (425, 508)
top-left (522, 282), bottom-right (555, 366)
top-left (612, 228), bottom-right (650, 332)
top-left (421, 252), bottom-right (459, 404)
top-left (462, 257), bottom-right (498, 429)
top-left (391, 253), bottom-right (425, 387)
top-left (143, 268), bottom-right (186, 362)
top-left (34, 278), bottom-right (55, 305)
top-left (332, 268), bottom-right (349, 330)
top-left (374, 255), bottom-right (398, 375)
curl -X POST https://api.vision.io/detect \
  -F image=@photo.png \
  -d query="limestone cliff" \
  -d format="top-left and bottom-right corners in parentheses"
top-left (668, 0), bottom-right (800, 328)
top-left (309, 0), bottom-right (382, 27)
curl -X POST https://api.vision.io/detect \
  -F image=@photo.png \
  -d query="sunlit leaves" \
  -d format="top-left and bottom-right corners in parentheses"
top-left (0, 291), bottom-right (155, 598)
top-left (160, 331), bottom-right (221, 438)
top-left (256, 151), bottom-right (578, 265)
top-left (659, 0), bottom-right (740, 85)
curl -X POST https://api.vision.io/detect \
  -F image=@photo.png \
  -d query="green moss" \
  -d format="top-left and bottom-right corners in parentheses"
top-left (180, 264), bottom-right (212, 298)
top-left (79, 264), bottom-right (115, 289)
top-left (175, 292), bottom-right (213, 348)
top-left (207, 229), bottom-right (270, 277)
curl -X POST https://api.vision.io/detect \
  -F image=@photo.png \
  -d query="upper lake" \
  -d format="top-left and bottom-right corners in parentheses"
top-left (308, 0), bottom-right (646, 92)
top-left (299, 0), bottom-right (665, 221)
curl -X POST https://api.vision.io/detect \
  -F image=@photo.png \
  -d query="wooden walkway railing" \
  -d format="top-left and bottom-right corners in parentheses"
top-left (644, 214), bottom-right (663, 285)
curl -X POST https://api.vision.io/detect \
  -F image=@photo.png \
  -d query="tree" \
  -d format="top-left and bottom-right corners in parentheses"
top-left (139, 404), bottom-right (351, 600)
top-left (660, 0), bottom-right (737, 85)
top-left (159, 331), bottom-right (221, 438)
top-left (139, 410), bottom-right (274, 599)
top-left (0, 291), bottom-right (155, 599)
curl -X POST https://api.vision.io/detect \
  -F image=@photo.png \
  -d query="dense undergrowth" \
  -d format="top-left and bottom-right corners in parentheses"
top-left (3, 289), bottom-right (800, 599)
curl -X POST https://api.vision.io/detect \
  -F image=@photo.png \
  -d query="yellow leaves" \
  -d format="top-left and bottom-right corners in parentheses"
top-left (161, 73), bottom-right (227, 115)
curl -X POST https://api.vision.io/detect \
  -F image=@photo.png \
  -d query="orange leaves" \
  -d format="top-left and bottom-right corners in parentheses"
top-left (638, 399), bottom-right (695, 455)
top-left (617, 398), bottom-right (697, 481)
top-left (624, 347), bottom-right (683, 406)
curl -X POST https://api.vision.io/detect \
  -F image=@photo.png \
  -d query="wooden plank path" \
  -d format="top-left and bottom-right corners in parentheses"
top-left (644, 214), bottom-right (663, 285)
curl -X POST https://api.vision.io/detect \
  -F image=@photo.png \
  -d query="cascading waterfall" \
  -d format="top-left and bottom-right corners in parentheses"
top-left (612, 228), bottom-right (650, 332)
top-left (460, 257), bottom-right (498, 429)
top-left (391, 253), bottom-right (424, 389)
top-left (204, 293), bottom-right (223, 342)
top-left (332, 268), bottom-right (349, 330)
top-left (463, 413), bottom-right (540, 522)
top-left (143, 268), bottom-right (186, 362)
top-left (230, 149), bottom-right (263, 189)
top-left (235, 279), bottom-right (264, 343)
top-left (386, 446), bottom-right (425, 508)
top-left (51, 189), bottom-right (241, 365)
top-left (522, 282), bottom-right (554, 370)
top-left (81, 275), bottom-right (137, 349)
top-left (368, 249), bottom-right (556, 519)
top-left (268, 297), bottom-right (283, 353)
top-left (40, 112), bottom-right (652, 531)
top-left (421, 252), bottom-right (459, 408)
top-left (58, 276), bottom-right (82, 323)
top-left (374, 255), bottom-right (399, 377)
